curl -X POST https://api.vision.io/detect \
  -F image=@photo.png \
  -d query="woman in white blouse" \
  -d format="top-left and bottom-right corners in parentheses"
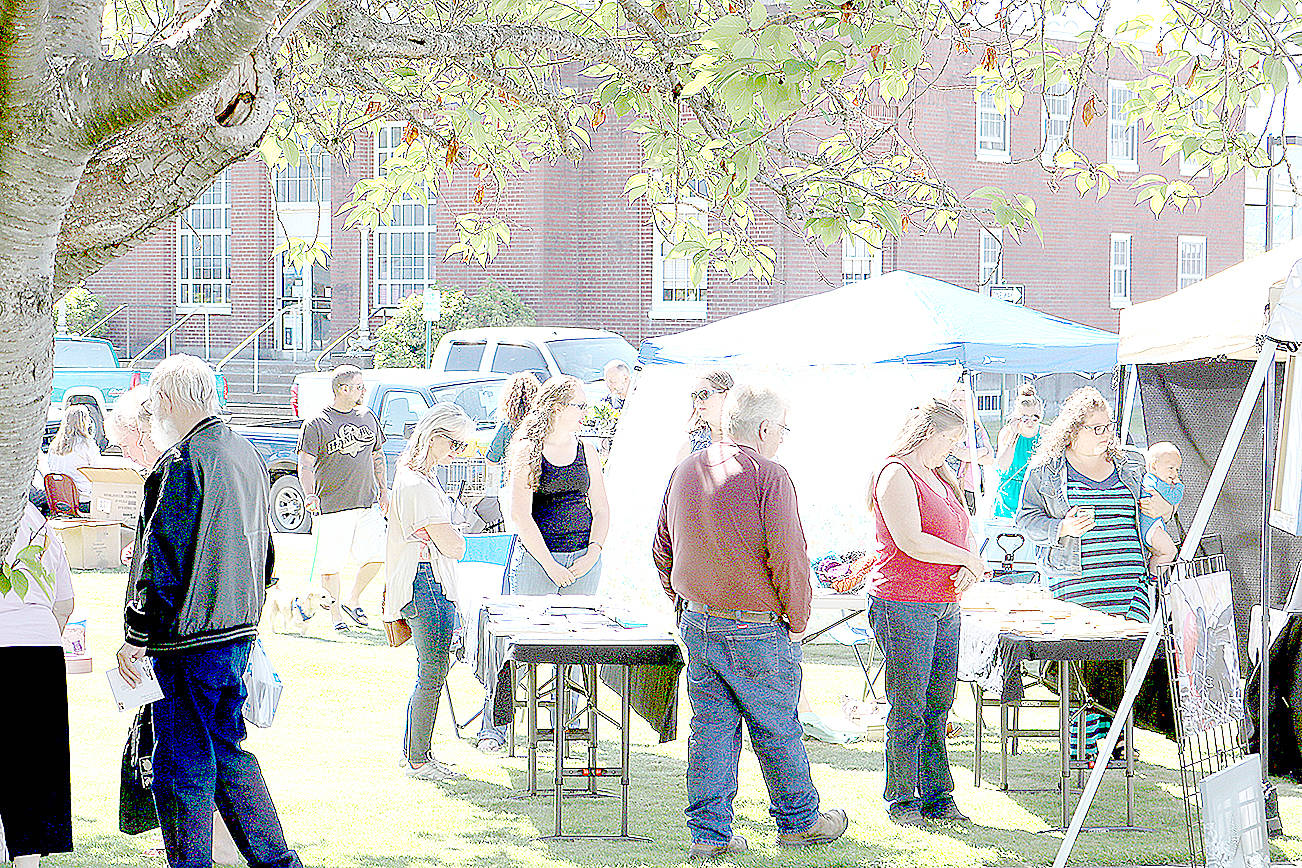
top-left (0, 503), bottom-right (75, 866)
top-left (45, 405), bottom-right (103, 505)
top-left (383, 404), bottom-right (475, 781)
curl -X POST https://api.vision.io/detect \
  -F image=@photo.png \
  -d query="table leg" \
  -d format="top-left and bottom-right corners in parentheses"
top-left (1000, 700), bottom-right (1010, 791)
top-left (1124, 659), bottom-right (1134, 828)
top-left (555, 666), bottom-right (566, 837)
top-left (972, 683), bottom-right (983, 787)
top-left (587, 664), bottom-right (598, 796)
top-left (621, 665), bottom-right (631, 838)
top-left (1060, 661), bottom-right (1070, 830)
top-left (527, 663), bottom-right (538, 795)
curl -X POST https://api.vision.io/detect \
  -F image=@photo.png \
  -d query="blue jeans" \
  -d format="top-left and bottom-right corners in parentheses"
top-left (679, 610), bottom-right (819, 845)
top-left (150, 641), bottom-right (302, 868)
top-left (402, 562), bottom-right (457, 764)
top-left (510, 546), bottom-right (601, 596)
top-left (869, 598), bottom-right (960, 812)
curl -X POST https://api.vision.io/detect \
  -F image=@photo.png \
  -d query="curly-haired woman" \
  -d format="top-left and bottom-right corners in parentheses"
top-left (486, 373), bottom-right (541, 466)
top-left (508, 375), bottom-right (610, 595)
top-left (674, 369), bottom-right (735, 464)
top-left (1016, 387), bottom-right (1172, 756)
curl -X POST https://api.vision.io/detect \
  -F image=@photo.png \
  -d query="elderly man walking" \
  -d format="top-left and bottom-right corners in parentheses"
top-left (653, 383), bottom-right (849, 858)
top-left (117, 355), bottom-right (302, 868)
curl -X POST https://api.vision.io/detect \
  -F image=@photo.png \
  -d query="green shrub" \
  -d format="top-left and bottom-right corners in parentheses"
top-left (374, 282), bottom-right (536, 368)
top-left (62, 286), bottom-right (108, 336)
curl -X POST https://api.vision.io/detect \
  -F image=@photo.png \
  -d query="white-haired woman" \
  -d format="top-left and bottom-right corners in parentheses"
top-left (868, 399), bottom-right (984, 827)
top-left (508, 375), bottom-right (609, 596)
top-left (1016, 387), bottom-right (1171, 757)
top-left (106, 385), bottom-right (164, 471)
top-left (384, 404), bottom-right (475, 781)
top-left (45, 405), bottom-right (103, 506)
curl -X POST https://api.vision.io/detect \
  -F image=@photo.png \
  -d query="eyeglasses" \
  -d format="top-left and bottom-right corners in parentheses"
top-left (692, 387), bottom-right (727, 402)
top-left (565, 401), bottom-right (589, 412)
top-left (1083, 423), bottom-right (1113, 436)
top-left (777, 422), bottom-right (791, 435)
top-left (439, 433), bottom-right (468, 452)
top-left (1016, 415), bottom-right (1042, 423)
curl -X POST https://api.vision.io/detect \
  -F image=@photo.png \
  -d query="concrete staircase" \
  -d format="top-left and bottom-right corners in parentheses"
top-left (216, 358), bottom-right (313, 425)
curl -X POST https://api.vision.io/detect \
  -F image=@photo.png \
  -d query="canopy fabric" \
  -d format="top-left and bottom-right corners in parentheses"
top-left (638, 270), bottom-right (1119, 374)
top-left (1119, 239), bottom-right (1302, 363)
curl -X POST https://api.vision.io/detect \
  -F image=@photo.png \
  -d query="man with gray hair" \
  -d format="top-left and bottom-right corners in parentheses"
top-left (116, 354), bottom-right (302, 868)
top-left (106, 384), bottom-right (163, 470)
top-left (298, 364), bottom-right (386, 629)
top-left (653, 382), bottom-right (848, 858)
top-left (600, 359), bottom-right (631, 411)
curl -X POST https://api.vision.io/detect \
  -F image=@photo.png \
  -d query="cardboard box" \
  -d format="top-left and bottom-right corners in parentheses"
top-left (49, 519), bottom-right (121, 570)
top-left (79, 466), bottom-right (144, 525)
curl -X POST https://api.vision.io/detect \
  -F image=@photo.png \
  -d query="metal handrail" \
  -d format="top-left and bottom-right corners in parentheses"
top-left (215, 301), bottom-right (304, 373)
top-left (130, 309), bottom-right (203, 367)
top-left (84, 303), bottom-right (128, 337)
top-left (314, 326), bottom-right (357, 371)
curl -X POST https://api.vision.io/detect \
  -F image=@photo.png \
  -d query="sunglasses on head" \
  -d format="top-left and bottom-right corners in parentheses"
top-left (692, 387), bottom-right (726, 402)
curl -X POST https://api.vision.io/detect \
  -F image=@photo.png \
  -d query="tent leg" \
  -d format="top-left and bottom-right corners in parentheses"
top-left (1261, 350), bottom-right (1284, 836)
top-left (1051, 349), bottom-right (1275, 868)
top-left (1119, 365), bottom-right (1138, 446)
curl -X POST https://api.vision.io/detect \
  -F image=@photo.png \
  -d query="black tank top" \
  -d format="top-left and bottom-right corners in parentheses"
top-left (532, 441), bottom-right (593, 553)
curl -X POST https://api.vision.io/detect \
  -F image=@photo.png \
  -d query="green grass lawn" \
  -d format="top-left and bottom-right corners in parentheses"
top-left (44, 533), bottom-right (1302, 866)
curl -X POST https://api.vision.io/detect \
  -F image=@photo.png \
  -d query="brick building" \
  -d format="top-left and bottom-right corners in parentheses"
top-left (84, 58), bottom-right (1244, 365)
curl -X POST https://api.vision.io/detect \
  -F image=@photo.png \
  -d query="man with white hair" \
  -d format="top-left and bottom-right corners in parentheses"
top-left (106, 384), bottom-right (163, 470)
top-left (653, 382), bottom-right (848, 858)
top-left (116, 354), bottom-right (302, 868)
top-left (600, 360), bottom-right (631, 410)
top-left (298, 364), bottom-right (387, 630)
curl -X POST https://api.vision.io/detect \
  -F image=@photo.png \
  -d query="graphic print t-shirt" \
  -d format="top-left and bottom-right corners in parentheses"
top-left (298, 407), bottom-right (384, 514)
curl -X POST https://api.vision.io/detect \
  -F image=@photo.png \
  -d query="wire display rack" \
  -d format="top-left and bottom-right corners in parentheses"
top-left (1158, 551), bottom-right (1251, 867)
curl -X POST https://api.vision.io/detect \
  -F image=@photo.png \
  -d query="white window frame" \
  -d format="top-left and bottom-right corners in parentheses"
top-left (1110, 233), bottom-right (1132, 308)
top-left (841, 236), bottom-right (882, 285)
top-left (650, 197), bottom-right (708, 320)
top-left (1042, 82), bottom-right (1073, 166)
top-left (979, 228), bottom-right (1003, 288)
top-left (975, 391), bottom-right (1002, 415)
top-left (374, 124), bottom-right (437, 309)
top-left (177, 169), bottom-right (232, 312)
top-left (275, 144), bottom-right (331, 205)
top-left (1178, 235), bottom-right (1207, 289)
top-left (1107, 81), bottom-right (1139, 172)
top-left (975, 90), bottom-right (1011, 163)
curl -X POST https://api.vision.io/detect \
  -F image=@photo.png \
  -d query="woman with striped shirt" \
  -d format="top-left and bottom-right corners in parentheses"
top-left (1016, 387), bottom-right (1172, 756)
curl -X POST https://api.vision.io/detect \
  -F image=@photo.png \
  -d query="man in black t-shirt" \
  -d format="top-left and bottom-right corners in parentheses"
top-left (297, 366), bottom-right (387, 630)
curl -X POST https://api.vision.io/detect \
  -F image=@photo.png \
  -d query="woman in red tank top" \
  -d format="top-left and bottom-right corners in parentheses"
top-left (868, 399), bottom-right (987, 828)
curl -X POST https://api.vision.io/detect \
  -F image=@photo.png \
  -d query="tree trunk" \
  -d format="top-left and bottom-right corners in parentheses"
top-left (0, 134), bottom-right (90, 552)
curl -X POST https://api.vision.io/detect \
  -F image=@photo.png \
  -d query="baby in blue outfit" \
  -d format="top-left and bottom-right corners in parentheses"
top-left (1140, 442), bottom-right (1183, 571)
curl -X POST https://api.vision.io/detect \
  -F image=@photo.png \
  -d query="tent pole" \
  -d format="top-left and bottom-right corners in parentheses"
top-left (1052, 348), bottom-right (1275, 868)
top-left (1120, 365), bottom-right (1138, 445)
top-left (962, 369), bottom-right (984, 540)
top-left (1261, 346), bottom-right (1283, 835)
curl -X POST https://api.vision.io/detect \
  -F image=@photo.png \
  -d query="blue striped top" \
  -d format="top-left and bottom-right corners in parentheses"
top-left (1050, 464), bottom-right (1150, 621)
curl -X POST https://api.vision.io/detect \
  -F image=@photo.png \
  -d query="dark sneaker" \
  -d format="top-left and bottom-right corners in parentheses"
top-left (921, 801), bottom-right (969, 823)
top-left (688, 835), bottom-right (749, 859)
top-left (776, 809), bottom-right (849, 846)
top-left (888, 805), bottom-right (931, 827)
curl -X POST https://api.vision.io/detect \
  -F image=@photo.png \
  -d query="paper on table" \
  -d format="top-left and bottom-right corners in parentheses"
top-left (106, 659), bottom-right (164, 712)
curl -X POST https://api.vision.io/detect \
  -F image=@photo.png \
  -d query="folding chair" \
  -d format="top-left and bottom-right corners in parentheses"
top-left (442, 533), bottom-right (517, 736)
top-left (825, 619), bottom-right (886, 701)
top-left (44, 473), bottom-right (82, 518)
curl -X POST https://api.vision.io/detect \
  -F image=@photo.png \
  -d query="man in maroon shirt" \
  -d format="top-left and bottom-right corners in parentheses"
top-left (654, 383), bottom-right (849, 858)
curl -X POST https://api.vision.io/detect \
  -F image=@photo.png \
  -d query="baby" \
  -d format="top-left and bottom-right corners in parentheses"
top-left (1140, 442), bottom-right (1184, 571)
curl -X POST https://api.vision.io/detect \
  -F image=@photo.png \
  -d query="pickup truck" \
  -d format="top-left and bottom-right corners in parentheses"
top-left (49, 336), bottom-right (228, 448)
top-left (241, 371), bottom-right (507, 533)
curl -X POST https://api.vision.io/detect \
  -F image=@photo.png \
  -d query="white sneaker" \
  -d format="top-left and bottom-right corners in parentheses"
top-left (405, 759), bottom-right (463, 781)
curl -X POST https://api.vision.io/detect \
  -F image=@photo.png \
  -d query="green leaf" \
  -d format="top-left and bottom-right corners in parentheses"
top-left (10, 571), bottom-right (27, 600)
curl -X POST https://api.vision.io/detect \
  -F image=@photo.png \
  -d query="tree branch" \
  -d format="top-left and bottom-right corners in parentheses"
top-left (0, 0), bottom-right (51, 115)
top-left (69, 0), bottom-right (287, 145)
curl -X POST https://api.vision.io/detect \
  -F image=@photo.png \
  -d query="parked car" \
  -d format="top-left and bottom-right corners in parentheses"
top-left (245, 371), bottom-right (507, 533)
top-left (429, 327), bottom-right (638, 402)
top-left (48, 336), bottom-right (229, 448)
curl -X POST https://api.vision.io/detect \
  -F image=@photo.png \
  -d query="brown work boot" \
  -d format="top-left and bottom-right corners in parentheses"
top-left (688, 835), bottom-right (749, 859)
top-left (776, 809), bottom-right (849, 847)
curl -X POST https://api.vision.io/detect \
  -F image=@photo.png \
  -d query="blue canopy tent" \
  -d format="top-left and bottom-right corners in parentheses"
top-left (638, 270), bottom-right (1119, 374)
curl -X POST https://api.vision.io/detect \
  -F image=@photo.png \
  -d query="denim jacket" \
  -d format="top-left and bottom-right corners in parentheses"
top-left (1014, 451), bottom-right (1145, 580)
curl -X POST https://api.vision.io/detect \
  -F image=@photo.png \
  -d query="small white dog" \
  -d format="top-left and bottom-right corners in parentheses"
top-left (264, 585), bottom-right (335, 634)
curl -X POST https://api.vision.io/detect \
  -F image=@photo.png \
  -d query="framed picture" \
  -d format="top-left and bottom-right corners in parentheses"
top-left (1166, 568), bottom-right (1244, 733)
top-left (1198, 755), bottom-right (1268, 868)
top-left (1271, 355), bottom-right (1302, 535)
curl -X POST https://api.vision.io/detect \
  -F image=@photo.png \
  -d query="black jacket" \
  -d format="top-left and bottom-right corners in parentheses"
top-left (124, 417), bottom-right (274, 653)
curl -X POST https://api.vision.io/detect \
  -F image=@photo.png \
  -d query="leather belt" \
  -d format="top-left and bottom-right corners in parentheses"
top-left (684, 600), bottom-right (780, 623)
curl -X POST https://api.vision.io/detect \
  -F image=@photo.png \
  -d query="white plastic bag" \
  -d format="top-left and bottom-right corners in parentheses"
top-left (242, 639), bottom-right (282, 728)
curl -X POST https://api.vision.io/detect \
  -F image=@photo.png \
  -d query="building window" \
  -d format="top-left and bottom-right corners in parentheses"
top-left (976, 90), bottom-right (1011, 162)
top-left (841, 236), bottom-right (881, 284)
top-left (1108, 81), bottom-right (1139, 172)
top-left (177, 170), bottom-right (231, 308)
top-left (275, 145), bottom-right (331, 204)
top-left (650, 196), bottom-right (708, 320)
top-left (1110, 233), bottom-right (1132, 308)
top-left (1178, 235), bottom-right (1207, 289)
top-left (979, 228), bottom-right (1003, 288)
top-left (1042, 82), bottom-right (1073, 165)
top-left (374, 124), bottom-right (437, 308)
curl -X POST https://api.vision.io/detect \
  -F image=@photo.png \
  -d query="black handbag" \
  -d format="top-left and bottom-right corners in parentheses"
top-left (119, 705), bottom-right (159, 835)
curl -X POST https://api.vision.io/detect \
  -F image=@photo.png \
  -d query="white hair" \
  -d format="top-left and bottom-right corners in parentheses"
top-left (604, 360), bottom-right (630, 378)
top-left (725, 383), bottom-right (788, 443)
top-left (150, 354), bottom-right (219, 416)
top-left (106, 385), bottom-right (152, 446)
